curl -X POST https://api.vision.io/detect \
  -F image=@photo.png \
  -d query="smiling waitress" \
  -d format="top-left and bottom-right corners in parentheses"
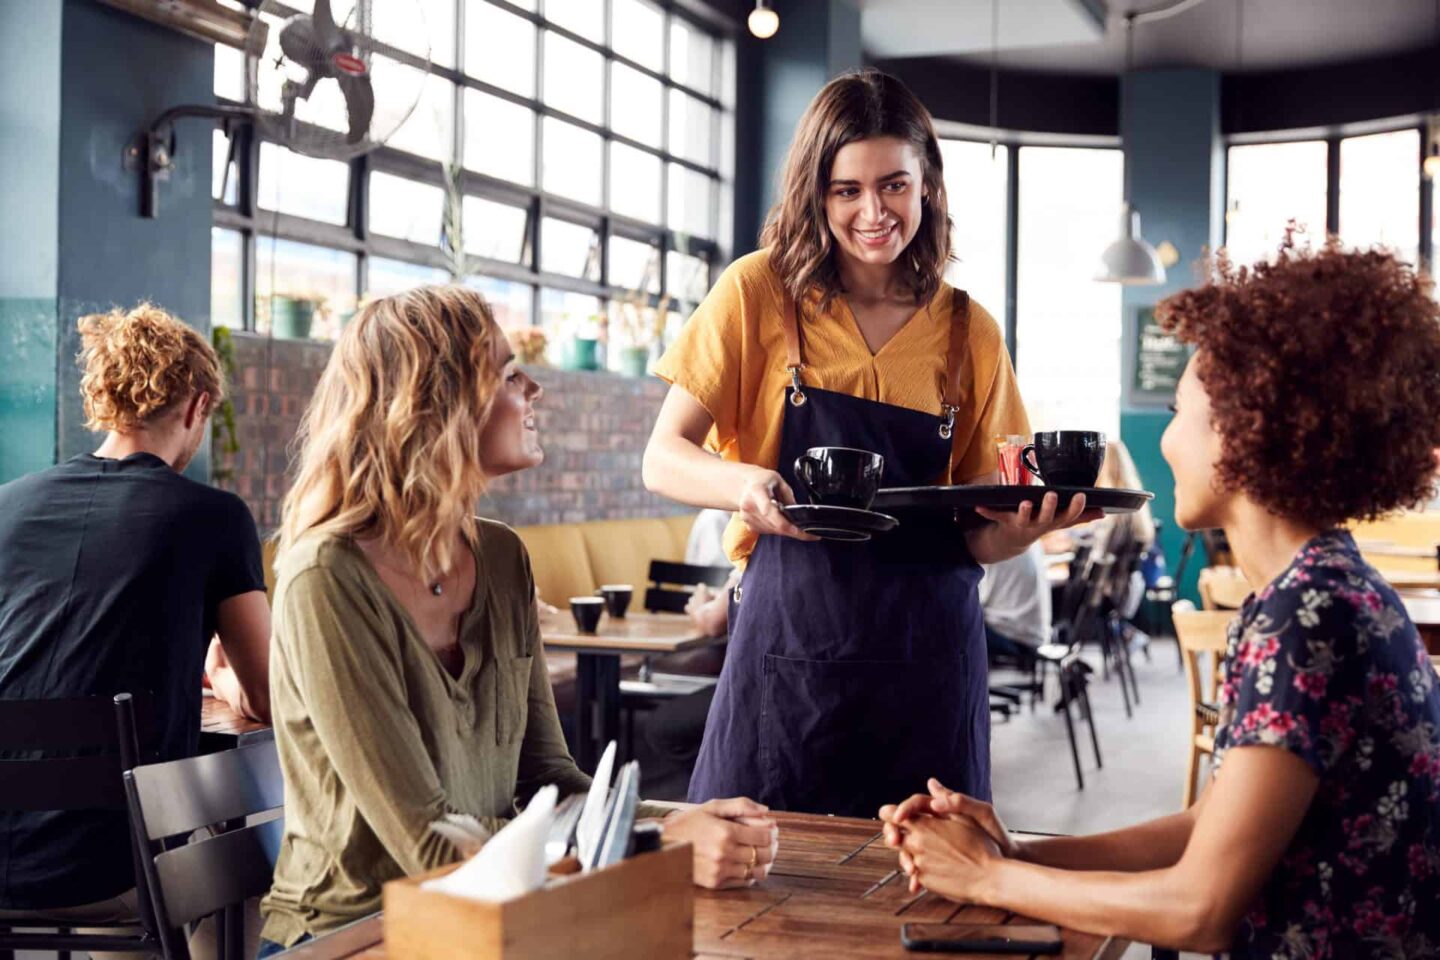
top-left (643, 70), bottom-right (1091, 817)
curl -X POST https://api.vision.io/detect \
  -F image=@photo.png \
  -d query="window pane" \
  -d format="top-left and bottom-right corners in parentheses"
top-left (939, 140), bottom-right (1008, 319)
top-left (383, 65), bottom-right (454, 162)
top-left (365, 257), bottom-right (449, 297)
top-left (1015, 146), bottom-right (1122, 438)
top-left (463, 195), bottom-right (529, 263)
top-left (214, 41), bottom-right (244, 101)
top-left (610, 143), bottom-right (662, 223)
top-left (611, 64), bottom-right (663, 147)
top-left (465, 0), bottom-right (535, 97)
top-left (544, 0), bottom-right (603, 41)
top-left (369, 171), bottom-right (444, 245)
top-left (1340, 129), bottom-right (1420, 265)
top-left (666, 250), bottom-right (710, 302)
top-left (258, 141), bottom-right (349, 225)
top-left (464, 89), bottom-right (534, 185)
top-left (376, 0), bottom-right (455, 69)
top-left (213, 129), bottom-right (238, 205)
top-left (669, 18), bottom-right (715, 96)
top-left (466, 274), bottom-right (533, 330)
top-left (540, 289), bottom-right (602, 363)
top-left (668, 91), bottom-right (713, 167)
top-left (540, 217), bottom-right (600, 279)
top-left (543, 32), bottom-right (603, 124)
top-left (542, 118), bottom-right (602, 205)
top-left (1224, 140), bottom-right (1327, 267)
top-left (255, 238), bottom-right (357, 340)
top-left (608, 236), bottom-right (661, 293)
top-left (612, 0), bottom-right (664, 72)
top-left (212, 228), bottom-right (244, 330)
top-left (667, 165), bottom-right (714, 240)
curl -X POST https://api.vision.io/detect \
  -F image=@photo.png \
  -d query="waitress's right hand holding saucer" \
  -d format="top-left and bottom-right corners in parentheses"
top-left (737, 467), bottom-right (821, 542)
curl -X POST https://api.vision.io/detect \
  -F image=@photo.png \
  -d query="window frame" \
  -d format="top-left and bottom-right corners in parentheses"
top-left (213, 0), bottom-right (733, 336)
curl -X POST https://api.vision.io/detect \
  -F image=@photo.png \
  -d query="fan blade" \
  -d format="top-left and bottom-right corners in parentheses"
top-left (334, 70), bottom-right (374, 145)
top-left (311, 0), bottom-right (343, 52)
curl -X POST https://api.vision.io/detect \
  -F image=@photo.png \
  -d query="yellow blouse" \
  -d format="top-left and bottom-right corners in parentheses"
top-left (653, 249), bottom-right (1031, 566)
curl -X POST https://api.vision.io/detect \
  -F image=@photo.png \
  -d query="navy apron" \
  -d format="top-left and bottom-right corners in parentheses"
top-left (688, 290), bottom-right (992, 818)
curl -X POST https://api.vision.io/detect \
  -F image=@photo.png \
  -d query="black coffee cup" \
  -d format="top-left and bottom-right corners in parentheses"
top-left (792, 446), bottom-right (884, 510)
top-left (569, 597), bottom-right (604, 634)
top-left (598, 584), bottom-right (632, 618)
top-left (1021, 431), bottom-right (1106, 487)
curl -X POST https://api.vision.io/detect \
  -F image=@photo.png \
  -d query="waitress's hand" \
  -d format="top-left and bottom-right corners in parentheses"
top-left (736, 469), bottom-right (819, 541)
top-left (967, 491), bottom-right (1101, 563)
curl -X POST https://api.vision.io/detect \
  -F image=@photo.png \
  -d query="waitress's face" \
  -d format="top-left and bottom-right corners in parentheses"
top-left (478, 334), bottom-right (544, 478)
top-left (824, 136), bottom-right (927, 272)
top-left (1160, 355), bottom-right (1230, 530)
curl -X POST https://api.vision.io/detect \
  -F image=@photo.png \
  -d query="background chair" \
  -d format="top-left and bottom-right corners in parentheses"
top-left (0, 692), bottom-right (158, 960)
top-left (124, 738), bottom-right (285, 960)
top-left (1198, 565), bottom-right (1251, 611)
top-left (1171, 602), bottom-right (1234, 808)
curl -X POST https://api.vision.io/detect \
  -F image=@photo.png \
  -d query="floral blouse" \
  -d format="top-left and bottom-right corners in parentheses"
top-left (1212, 530), bottom-right (1440, 959)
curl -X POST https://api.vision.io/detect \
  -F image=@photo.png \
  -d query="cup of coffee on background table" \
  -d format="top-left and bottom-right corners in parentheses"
top-left (569, 597), bottom-right (604, 634)
top-left (598, 584), bottom-right (632, 618)
top-left (792, 447), bottom-right (885, 510)
top-left (1021, 431), bottom-right (1106, 487)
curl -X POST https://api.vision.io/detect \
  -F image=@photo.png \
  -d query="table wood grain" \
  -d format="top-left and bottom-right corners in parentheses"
top-left (541, 610), bottom-right (724, 656)
top-left (200, 694), bottom-right (272, 741)
top-left (274, 812), bottom-right (1130, 960)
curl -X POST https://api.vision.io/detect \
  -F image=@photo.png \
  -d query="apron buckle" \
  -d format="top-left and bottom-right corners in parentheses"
top-left (787, 365), bottom-right (808, 406)
top-left (939, 404), bottom-right (957, 440)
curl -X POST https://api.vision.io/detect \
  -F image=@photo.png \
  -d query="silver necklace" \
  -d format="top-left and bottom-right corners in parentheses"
top-left (431, 581), bottom-right (443, 596)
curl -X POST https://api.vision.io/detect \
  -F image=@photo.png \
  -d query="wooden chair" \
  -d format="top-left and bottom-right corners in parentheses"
top-left (0, 693), bottom-right (159, 960)
top-left (1198, 565), bottom-right (1251, 611)
top-left (1172, 602), bottom-right (1234, 808)
top-left (123, 738), bottom-right (285, 960)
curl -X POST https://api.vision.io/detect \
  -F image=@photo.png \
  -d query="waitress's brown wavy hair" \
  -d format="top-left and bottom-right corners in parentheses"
top-left (761, 69), bottom-right (951, 310)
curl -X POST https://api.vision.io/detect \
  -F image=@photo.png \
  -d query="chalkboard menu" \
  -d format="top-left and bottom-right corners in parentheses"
top-left (1132, 307), bottom-right (1189, 397)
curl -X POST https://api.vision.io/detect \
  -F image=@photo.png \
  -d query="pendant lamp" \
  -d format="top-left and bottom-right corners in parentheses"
top-left (748, 0), bottom-right (778, 39)
top-left (1098, 12), bottom-right (1165, 285)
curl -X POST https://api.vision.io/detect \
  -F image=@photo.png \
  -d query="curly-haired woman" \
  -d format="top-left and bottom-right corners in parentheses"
top-left (258, 286), bottom-right (778, 956)
top-left (879, 240), bottom-right (1440, 958)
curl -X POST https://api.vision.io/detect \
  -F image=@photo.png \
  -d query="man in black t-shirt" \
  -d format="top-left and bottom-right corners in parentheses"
top-left (0, 304), bottom-right (271, 929)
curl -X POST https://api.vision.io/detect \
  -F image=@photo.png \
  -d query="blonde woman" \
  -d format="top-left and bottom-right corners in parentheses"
top-left (258, 286), bottom-right (777, 955)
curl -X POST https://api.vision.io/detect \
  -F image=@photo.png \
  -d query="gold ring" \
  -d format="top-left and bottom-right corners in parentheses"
top-left (748, 845), bottom-right (758, 867)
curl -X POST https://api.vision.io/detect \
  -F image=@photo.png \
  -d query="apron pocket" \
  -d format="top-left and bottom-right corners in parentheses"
top-left (760, 653), bottom-right (970, 817)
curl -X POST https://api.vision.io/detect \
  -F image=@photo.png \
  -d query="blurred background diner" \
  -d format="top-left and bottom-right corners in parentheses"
top-left (3, 0), bottom-right (1440, 958)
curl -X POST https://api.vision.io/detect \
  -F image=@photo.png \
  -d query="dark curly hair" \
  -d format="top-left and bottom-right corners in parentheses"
top-left (1157, 236), bottom-right (1440, 530)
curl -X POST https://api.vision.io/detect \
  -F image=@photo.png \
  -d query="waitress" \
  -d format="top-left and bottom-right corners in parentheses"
top-left (643, 70), bottom-right (1091, 817)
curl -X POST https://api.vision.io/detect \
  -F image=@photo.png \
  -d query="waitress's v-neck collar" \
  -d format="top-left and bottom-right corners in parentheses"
top-left (834, 289), bottom-right (939, 359)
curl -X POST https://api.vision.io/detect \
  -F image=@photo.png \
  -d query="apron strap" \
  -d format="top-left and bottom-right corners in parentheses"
top-left (940, 289), bottom-right (972, 441)
top-left (781, 290), bottom-right (808, 406)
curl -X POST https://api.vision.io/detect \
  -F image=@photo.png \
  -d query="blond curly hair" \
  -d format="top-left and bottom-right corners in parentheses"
top-left (279, 285), bottom-right (503, 582)
top-left (78, 304), bottom-right (224, 433)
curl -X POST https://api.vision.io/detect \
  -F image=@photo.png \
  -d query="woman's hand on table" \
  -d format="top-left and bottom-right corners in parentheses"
top-left (661, 797), bottom-right (780, 889)
top-left (736, 469), bottom-right (819, 542)
top-left (967, 491), bottom-right (1102, 563)
top-left (890, 813), bottom-right (1004, 900)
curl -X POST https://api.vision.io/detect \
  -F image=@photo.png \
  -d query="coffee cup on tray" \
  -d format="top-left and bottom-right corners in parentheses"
top-left (1021, 431), bottom-right (1106, 487)
top-left (792, 447), bottom-right (884, 510)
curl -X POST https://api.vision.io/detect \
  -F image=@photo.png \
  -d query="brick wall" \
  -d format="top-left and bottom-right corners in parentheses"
top-left (222, 333), bottom-right (689, 532)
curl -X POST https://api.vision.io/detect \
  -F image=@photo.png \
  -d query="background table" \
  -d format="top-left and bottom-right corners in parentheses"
top-left (199, 693), bottom-right (273, 752)
top-left (542, 610), bottom-right (723, 771)
top-left (275, 811), bottom-right (1132, 960)
top-left (1402, 594), bottom-right (1440, 654)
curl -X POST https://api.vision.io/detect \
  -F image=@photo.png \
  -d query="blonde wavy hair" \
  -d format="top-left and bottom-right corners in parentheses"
top-left (279, 285), bottom-right (502, 582)
top-left (78, 303), bottom-right (223, 432)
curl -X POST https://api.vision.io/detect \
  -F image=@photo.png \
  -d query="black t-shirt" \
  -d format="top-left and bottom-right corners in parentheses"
top-left (0, 452), bottom-right (265, 908)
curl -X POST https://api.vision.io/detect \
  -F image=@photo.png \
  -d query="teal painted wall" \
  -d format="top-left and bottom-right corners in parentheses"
top-left (0, 2), bottom-right (62, 482)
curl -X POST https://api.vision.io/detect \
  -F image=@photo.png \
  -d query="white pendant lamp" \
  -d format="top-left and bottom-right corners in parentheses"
top-left (748, 1), bottom-right (779, 39)
top-left (1098, 12), bottom-right (1165, 285)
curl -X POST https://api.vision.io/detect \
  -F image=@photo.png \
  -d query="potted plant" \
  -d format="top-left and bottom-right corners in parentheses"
top-left (270, 293), bottom-right (323, 340)
top-left (559, 313), bottom-right (603, 371)
top-left (210, 326), bottom-right (240, 486)
top-left (507, 326), bottom-right (549, 365)
top-left (611, 292), bottom-right (670, 378)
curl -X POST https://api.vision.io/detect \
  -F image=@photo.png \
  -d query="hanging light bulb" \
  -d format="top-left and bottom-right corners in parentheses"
top-left (1097, 12), bottom-right (1165, 285)
top-left (748, 0), bottom-right (779, 39)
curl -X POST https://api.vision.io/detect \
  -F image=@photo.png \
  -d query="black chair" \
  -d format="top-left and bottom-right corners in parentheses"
top-left (1095, 539), bottom-right (1146, 718)
top-left (124, 738), bottom-right (285, 960)
top-left (0, 693), bottom-right (160, 960)
top-left (642, 560), bottom-right (733, 614)
top-left (1036, 554), bottom-right (1109, 791)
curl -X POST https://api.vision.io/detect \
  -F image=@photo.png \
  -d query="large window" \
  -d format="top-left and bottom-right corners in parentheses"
top-left (213, 0), bottom-right (732, 360)
top-left (1339, 129), bottom-right (1420, 265)
top-left (1224, 140), bottom-right (1328, 266)
top-left (1015, 147), bottom-right (1124, 439)
top-left (938, 139), bottom-right (1008, 321)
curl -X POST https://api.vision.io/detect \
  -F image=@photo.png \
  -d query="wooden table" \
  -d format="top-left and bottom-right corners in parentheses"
top-left (1382, 569), bottom-right (1440, 591)
top-left (199, 693), bottom-right (273, 752)
top-left (542, 610), bottom-right (724, 772)
top-left (274, 811), bottom-right (1131, 960)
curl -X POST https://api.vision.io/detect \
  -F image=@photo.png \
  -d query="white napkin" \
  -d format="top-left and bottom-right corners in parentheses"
top-left (575, 740), bottom-right (616, 866)
top-left (422, 785), bottom-right (558, 903)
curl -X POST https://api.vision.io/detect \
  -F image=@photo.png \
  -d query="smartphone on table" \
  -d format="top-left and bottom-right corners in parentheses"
top-left (900, 922), bottom-right (1063, 954)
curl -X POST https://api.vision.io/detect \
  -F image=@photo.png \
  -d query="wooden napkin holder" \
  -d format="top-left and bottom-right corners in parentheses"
top-left (382, 843), bottom-right (693, 960)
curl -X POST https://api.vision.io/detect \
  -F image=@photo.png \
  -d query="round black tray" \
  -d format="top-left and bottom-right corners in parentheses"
top-left (872, 484), bottom-right (1153, 518)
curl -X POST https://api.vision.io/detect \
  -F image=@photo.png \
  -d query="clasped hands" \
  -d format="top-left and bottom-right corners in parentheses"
top-left (879, 777), bottom-right (1017, 903)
